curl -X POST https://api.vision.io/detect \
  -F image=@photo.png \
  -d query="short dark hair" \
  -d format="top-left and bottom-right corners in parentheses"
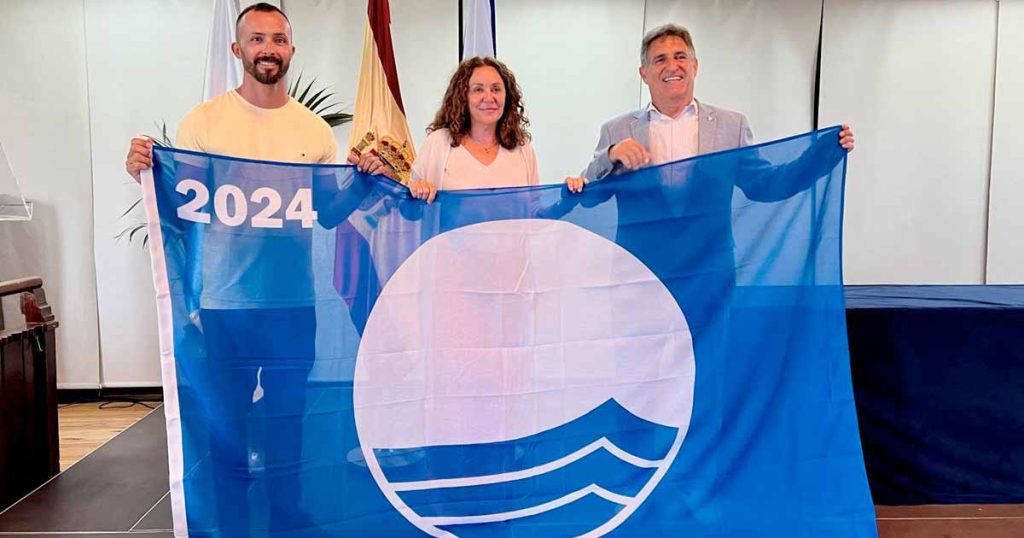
top-left (236, 2), bottom-right (290, 38)
top-left (641, 24), bottom-right (695, 65)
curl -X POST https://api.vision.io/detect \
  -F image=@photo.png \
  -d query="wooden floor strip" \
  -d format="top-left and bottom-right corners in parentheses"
top-left (58, 402), bottom-right (161, 471)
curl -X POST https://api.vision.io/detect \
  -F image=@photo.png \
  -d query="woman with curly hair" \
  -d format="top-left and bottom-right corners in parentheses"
top-left (408, 57), bottom-right (540, 202)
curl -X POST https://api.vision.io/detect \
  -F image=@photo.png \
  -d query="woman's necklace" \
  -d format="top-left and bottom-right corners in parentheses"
top-left (466, 136), bottom-right (499, 155)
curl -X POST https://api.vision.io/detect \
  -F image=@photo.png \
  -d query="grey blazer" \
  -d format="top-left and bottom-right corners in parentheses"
top-left (582, 100), bottom-right (753, 180)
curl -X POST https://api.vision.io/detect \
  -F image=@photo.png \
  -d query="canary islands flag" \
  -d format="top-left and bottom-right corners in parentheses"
top-left (141, 126), bottom-right (876, 537)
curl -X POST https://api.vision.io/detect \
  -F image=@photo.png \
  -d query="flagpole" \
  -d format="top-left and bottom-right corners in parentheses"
top-left (458, 0), bottom-right (465, 60)
top-left (489, 0), bottom-right (496, 57)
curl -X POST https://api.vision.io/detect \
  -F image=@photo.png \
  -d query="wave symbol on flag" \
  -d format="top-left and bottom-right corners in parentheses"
top-left (354, 219), bottom-right (696, 537)
top-left (376, 399), bottom-right (679, 536)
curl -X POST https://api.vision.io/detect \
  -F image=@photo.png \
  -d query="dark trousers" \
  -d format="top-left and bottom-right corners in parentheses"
top-left (199, 306), bottom-right (316, 537)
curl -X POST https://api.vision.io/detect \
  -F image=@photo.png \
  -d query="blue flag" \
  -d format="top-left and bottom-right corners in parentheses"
top-left (142, 126), bottom-right (876, 537)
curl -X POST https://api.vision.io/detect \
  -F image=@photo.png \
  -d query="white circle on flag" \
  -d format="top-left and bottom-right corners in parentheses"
top-left (354, 218), bottom-right (695, 537)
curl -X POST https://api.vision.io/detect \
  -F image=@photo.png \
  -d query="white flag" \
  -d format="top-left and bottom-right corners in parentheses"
top-left (202, 0), bottom-right (243, 101)
top-left (461, 0), bottom-right (495, 60)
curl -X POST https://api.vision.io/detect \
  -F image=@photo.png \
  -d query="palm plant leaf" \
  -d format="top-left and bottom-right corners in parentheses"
top-left (307, 90), bottom-right (335, 113)
top-left (296, 76), bottom-right (318, 104)
top-left (119, 197), bottom-right (142, 218)
top-left (315, 102), bottom-right (341, 115)
top-left (128, 224), bottom-right (145, 243)
top-left (288, 71), bottom-right (352, 128)
top-left (287, 72), bottom-right (302, 96)
top-left (115, 222), bottom-right (147, 244)
top-left (322, 112), bottom-right (354, 127)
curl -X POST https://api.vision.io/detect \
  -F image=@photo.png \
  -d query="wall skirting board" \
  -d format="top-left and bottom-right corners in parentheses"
top-left (57, 387), bottom-right (163, 404)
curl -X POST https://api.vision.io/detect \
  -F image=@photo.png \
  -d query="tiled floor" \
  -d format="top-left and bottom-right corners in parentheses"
top-left (0, 407), bottom-right (172, 537)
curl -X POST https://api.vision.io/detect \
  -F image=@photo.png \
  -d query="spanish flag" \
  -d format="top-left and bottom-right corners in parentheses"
top-left (349, 0), bottom-right (416, 184)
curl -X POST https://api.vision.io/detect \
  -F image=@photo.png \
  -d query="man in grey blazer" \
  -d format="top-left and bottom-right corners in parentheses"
top-left (574, 24), bottom-right (853, 186)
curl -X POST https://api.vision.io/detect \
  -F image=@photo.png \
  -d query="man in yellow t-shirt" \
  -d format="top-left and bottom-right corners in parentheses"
top-left (124, 3), bottom-right (382, 535)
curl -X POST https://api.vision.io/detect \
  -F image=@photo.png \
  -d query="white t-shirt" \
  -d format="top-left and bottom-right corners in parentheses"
top-left (411, 128), bottom-right (539, 190)
top-left (174, 90), bottom-right (337, 309)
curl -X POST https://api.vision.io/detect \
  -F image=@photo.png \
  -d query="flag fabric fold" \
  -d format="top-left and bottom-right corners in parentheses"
top-left (142, 126), bottom-right (876, 537)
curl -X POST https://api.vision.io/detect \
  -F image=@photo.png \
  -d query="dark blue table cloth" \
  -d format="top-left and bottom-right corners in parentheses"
top-left (845, 285), bottom-right (1024, 504)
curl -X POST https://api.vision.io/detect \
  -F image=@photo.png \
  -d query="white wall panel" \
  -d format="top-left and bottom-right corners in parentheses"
top-left (389, 1), bottom-right (461, 150)
top-left (86, 0), bottom-right (212, 387)
top-left (819, 0), bottom-right (997, 284)
top-left (0, 0), bottom-right (101, 388)
top-left (645, 0), bottom-right (823, 143)
top-left (986, 0), bottom-right (1024, 284)
top-left (496, 0), bottom-right (646, 181)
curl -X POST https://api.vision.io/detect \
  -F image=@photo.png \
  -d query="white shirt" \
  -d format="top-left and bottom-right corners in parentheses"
top-left (647, 100), bottom-right (699, 165)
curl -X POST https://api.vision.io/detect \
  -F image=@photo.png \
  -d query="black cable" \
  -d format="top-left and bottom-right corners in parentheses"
top-left (98, 399), bottom-right (158, 410)
top-left (57, 397), bottom-right (159, 410)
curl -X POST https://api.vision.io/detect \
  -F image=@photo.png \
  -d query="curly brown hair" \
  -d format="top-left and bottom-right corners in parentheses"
top-left (427, 56), bottom-right (531, 150)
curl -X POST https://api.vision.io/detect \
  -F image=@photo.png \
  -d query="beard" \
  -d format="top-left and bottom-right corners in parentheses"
top-left (243, 54), bottom-right (290, 85)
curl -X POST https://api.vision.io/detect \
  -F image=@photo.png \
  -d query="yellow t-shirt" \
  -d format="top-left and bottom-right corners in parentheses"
top-left (176, 90), bottom-right (336, 164)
